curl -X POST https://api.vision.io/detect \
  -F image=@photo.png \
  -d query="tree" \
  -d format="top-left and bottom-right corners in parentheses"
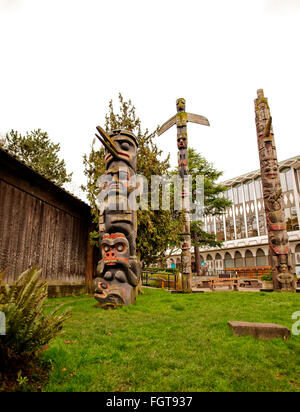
top-left (188, 148), bottom-right (232, 275)
top-left (83, 94), bottom-right (231, 271)
top-left (1, 129), bottom-right (72, 187)
top-left (82, 93), bottom-right (185, 266)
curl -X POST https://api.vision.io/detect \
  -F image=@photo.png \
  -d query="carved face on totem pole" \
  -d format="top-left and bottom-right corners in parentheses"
top-left (269, 230), bottom-right (289, 255)
top-left (176, 98), bottom-right (186, 112)
top-left (254, 89), bottom-right (295, 292)
top-left (176, 99), bottom-right (188, 178)
top-left (177, 132), bottom-right (187, 150)
top-left (255, 90), bottom-right (270, 131)
top-left (94, 126), bottom-right (140, 306)
top-left (261, 140), bottom-right (276, 159)
top-left (266, 210), bottom-right (286, 231)
top-left (94, 233), bottom-right (139, 305)
top-left (105, 130), bottom-right (138, 171)
top-left (262, 159), bottom-right (278, 180)
top-left (261, 158), bottom-right (282, 209)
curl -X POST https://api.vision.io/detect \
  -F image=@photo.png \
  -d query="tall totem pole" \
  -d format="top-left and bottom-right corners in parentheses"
top-left (158, 99), bottom-right (210, 291)
top-left (93, 126), bottom-right (141, 306)
top-left (254, 89), bottom-right (296, 292)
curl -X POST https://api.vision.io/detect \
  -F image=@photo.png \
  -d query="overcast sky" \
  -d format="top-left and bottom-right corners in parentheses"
top-left (1, 0), bottom-right (299, 198)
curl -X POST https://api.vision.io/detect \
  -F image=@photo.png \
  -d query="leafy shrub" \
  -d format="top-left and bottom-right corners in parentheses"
top-left (0, 267), bottom-right (71, 370)
top-left (261, 270), bottom-right (273, 282)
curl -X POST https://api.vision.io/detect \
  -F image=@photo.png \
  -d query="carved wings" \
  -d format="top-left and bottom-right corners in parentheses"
top-left (157, 113), bottom-right (210, 136)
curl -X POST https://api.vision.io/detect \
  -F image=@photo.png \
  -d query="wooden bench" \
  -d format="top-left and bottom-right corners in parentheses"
top-left (196, 279), bottom-right (212, 288)
top-left (239, 279), bottom-right (262, 288)
top-left (209, 278), bottom-right (239, 291)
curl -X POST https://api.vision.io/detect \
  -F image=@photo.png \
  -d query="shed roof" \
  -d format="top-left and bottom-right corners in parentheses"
top-left (0, 146), bottom-right (90, 211)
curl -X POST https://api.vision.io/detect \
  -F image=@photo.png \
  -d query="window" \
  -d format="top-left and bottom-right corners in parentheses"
top-left (224, 252), bottom-right (233, 269)
top-left (243, 182), bottom-right (250, 202)
top-left (280, 168), bottom-right (293, 192)
top-left (245, 250), bottom-right (255, 267)
top-left (254, 178), bottom-right (262, 199)
top-left (235, 216), bottom-right (246, 239)
top-left (216, 216), bottom-right (225, 241)
top-left (244, 181), bottom-right (255, 203)
top-left (238, 185), bottom-right (243, 203)
top-left (206, 255), bottom-right (213, 272)
top-left (295, 245), bottom-right (300, 265)
top-left (225, 216), bottom-right (235, 240)
top-left (248, 181), bottom-right (255, 201)
top-left (256, 249), bottom-right (267, 266)
top-left (233, 185), bottom-right (239, 204)
top-left (258, 214), bottom-right (266, 236)
top-left (234, 251), bottom-right (243, 268)
top-left (246, 215), bottom-right (258, 237)
top-left (280, 171), bottom-right (287, 192)
top-left (285, 206), bottom-right (299, 231)
top-left (226, 189), bottom-right (233, 202)
top-left (207, 219), bottom-right (215, 235)
top-left (286, 169), bottom-right (293, 191)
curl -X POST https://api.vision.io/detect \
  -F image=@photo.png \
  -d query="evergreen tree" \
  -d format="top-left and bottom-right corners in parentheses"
top-left (2, 129), bottom-right (72, 187)
top-left (188, 148), bottom-right (232, 275)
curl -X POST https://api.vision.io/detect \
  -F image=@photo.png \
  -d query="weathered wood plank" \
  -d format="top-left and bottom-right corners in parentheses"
top-left (187, 113), bottom-right (210, 126)
top-left (0, 149), bottom-right (93, 285)
top-left (1, 184), bottom-right (16, 282)
top-left (157, 114), bottom-right (176, 136)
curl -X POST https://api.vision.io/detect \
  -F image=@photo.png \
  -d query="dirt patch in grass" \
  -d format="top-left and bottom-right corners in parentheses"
top-left (0, 355), bottom-right (51, 392)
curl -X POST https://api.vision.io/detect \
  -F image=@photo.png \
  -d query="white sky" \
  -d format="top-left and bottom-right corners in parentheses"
top-left (1, 0), bottom-right (300, 199)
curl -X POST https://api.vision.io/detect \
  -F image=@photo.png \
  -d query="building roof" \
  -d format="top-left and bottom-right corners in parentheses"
top-left (222, 155), bottom-right (300, 187)
top-left (0, 146), bottom-right (90, 210)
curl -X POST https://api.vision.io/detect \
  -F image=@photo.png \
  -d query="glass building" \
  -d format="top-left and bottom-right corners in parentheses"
top-left (167, 155), bottom-right (300, 276)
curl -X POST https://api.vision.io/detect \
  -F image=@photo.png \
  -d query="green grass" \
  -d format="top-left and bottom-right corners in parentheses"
top-left (41, 289), bottom-right (300, 392)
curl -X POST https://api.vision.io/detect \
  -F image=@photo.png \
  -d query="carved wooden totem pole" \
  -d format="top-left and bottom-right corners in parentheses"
top-left (158, 99), bottom-right (209, 291)
top-left (94, 126), bottom-right (141, 305)
top-left (254, 89), bottom-right (296, 292)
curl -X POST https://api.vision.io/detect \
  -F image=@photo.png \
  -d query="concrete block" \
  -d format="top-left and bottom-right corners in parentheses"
top-left (228, 321), bottom-right (290, 340)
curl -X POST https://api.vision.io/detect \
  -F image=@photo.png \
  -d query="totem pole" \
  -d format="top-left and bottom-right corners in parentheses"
top-left (158, 99), bottom-right (210, 291)
top-left (94, 126), bottom-right (141, 306)
top-left (254, 89), bottom-right (296, 292)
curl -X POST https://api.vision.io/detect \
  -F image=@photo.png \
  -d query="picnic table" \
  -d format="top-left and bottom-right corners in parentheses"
top-left (209, 277), bottom-right (239, 291)
top-left (196, 279), bottom-right (213, 288)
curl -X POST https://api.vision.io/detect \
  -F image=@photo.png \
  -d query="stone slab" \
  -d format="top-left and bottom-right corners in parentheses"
top-left (228, 321), bottom-right (290, 340)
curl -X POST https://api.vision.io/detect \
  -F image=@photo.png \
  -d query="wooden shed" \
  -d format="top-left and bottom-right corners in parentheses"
top-left (0, 147), bottom-right (97, 295)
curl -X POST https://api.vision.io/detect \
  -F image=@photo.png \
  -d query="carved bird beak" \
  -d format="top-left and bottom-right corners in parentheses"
top-left (95, 126), bottom-right (121, 159)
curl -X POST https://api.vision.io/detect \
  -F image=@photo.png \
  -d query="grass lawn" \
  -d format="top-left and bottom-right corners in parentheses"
top-left (42, 288), bottom-right (300, 392)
